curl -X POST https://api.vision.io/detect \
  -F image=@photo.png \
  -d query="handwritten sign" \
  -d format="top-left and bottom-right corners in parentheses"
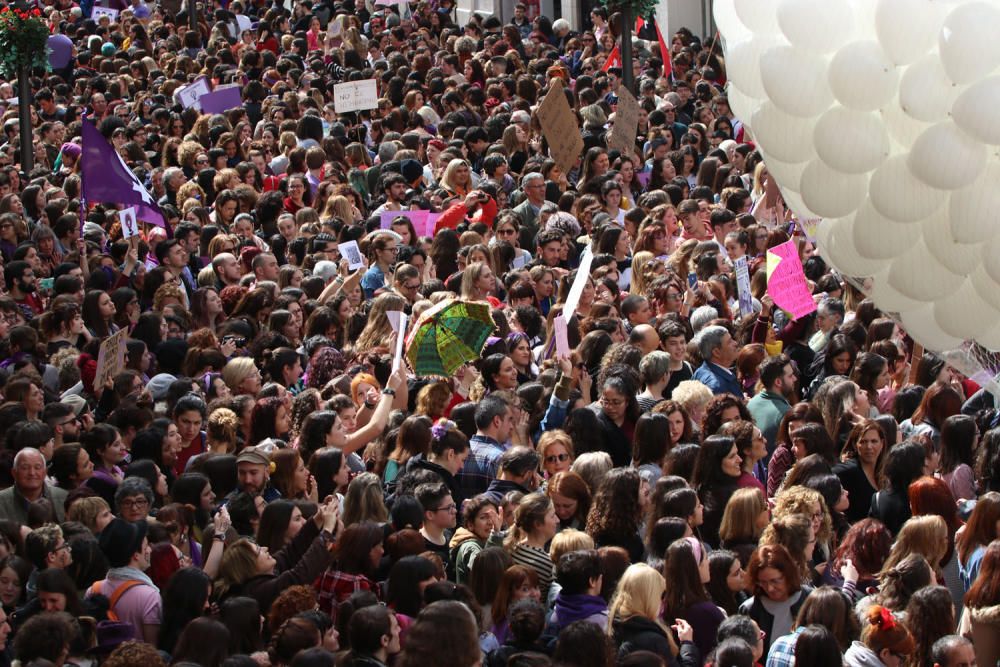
top-left (94, 329), bottom-right (128, 391)
top-left (735, 255), bottom-right (753, 317)
top-left (608, 85), bottom-right (639, 156)
top-left (119, 207), bottom-right (138, 239)
top-left (339, 240), bottom-right (364, 270)
top-left (91, 6), bottom-right (119, 21)
top-left (562, 249), bottom-right (594, 320)
top-left (536, 78), bottom-right (583, 175)
top-left (333, 80), bottom-right (379, 113)
top-left (766, 240), bottom-right (817, 320)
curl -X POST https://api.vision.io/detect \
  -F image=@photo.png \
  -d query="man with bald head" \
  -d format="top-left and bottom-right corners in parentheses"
top-left (0, 448), bottom-right (67, 523)
top-left (629, 324), bottom-right (660, 356)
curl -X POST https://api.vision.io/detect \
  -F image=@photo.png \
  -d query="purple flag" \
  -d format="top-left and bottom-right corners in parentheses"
top-left (81, 119), bottom-right (169, 234)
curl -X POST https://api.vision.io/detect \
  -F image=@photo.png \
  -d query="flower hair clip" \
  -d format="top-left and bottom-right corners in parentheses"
top-left (431, 419), bottom-right (456, 441)
top-left (876, 606), bottom-right (896, 631)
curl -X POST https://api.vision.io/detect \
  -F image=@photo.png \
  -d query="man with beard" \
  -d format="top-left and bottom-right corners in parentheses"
top-left (4, 261), bottom-right (42, 317)
top-left (747, 353), bottom-right (797, 457)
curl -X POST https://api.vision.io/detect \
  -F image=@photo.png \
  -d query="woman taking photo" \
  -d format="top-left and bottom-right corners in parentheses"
top-left (834, 419), bottom-right (887, 524)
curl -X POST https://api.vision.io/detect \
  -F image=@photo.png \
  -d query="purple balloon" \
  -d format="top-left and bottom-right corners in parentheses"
top-left (48, 34), bottom-right (73, 70)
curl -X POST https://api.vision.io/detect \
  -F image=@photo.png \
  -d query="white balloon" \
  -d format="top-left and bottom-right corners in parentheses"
top-left (898, 55), bottom-right (963, 123)
top-left (982, 235), bottom-right (1000, 283)
top-left (852, 199), bottom-right (920, 259)
top-left (939, 2), bottom-right (1000, 85)
top-left (976, 320), bottom-right (1000, 351)
top-left (951, 76), bottom-right (1000, 145)
top-left (777, 0), bottom-right (855, 53)
top-left (799, 159), bottom-right (867, 218)
top-left (948, 162), bottom-right (1000, 243)
top-left (725, 84), bottom-right (758, 128)
top-left (757, 150), bottom-right (808, 192)
top-left (780, 189), bottom-right (820, 220)
top-left (888, 241), bottom-right (965, 299)
top-left (714, 0), bottom-right (751, 43)
top-left (751, 102), bottom-right (818, 163)
top-left (869, 155), bottom-right (946, 222)
top-left (726, 36), bottom-right (783, 99)
top-left (879, 96), bottom-right (931, 150)
top-left (813, 106), bottom-right (890, 173)
top-left (899, 305), bottom-right (965, 352)
top-left (908, 121), bottom-right (986, 190)
top-left (933, 281), bottom-right (999, 340)
top-left (920, 211), bottom-right (982, 275)
top-left (734, 0), bottom-right (782, 35)
top-left (760, 46), bottom-right (835, 118)
top-left (968, 265), bottom-right (1000, 312)
top-left (828, 41), bottom-right (898, 111)
top-left (869, 270), bottom-right (924, 313)
top-left (875, 0), bottom-right (944, 65)
top-left (819, 218), bottom-right (885, 277)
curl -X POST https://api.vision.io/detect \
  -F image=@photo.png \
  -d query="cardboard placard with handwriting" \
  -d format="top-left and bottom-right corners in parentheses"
top-left (536, 79), bottom-right (583, 175)
top-left (95, 329), bottom-right (128, 391)
top-left (608, 86), bottom-right (640, 156)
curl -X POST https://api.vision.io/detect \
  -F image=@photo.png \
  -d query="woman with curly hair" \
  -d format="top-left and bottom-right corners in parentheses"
top-left (826, 518), bottom-right (892, 595)
top-left (904, 585), bottom-right (956, 667)
top-left (248, 396), bottom-right (291, 445)
top-left (773, 486), bottom-right (833, 577)
top-left (759, 513), bottom-right (817, 585)
top-left (586, 468), bottom-right (648, 563)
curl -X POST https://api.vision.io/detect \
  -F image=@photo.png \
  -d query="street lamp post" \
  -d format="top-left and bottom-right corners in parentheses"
top-left (13, 0), bottom-right (33, 175)
top-left (620, 3), bottom-right (634, 95)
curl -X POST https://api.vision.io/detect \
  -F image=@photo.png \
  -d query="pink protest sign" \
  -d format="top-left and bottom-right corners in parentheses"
top-left (766, 240), bottom-right (817, 320)
top-left (424, 213), bottom-right (441, 237)
top-left (380, 210), bottom-right (429, 230)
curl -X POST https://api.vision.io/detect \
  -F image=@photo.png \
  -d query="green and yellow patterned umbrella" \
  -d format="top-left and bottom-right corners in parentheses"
top-left (405, 299), bottom-right (496, 377)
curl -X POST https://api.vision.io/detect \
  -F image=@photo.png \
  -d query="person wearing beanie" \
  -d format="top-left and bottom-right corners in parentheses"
top-left (844, 605), bottom-right (916, 667)
top-left (86, 518), bottom-right (161, 643)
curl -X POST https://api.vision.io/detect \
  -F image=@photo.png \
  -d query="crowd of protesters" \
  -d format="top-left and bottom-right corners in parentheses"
top-left (0, 1), bottom-right (995, 667)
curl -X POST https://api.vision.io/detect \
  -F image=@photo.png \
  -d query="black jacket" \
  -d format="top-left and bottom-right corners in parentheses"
top-left (404, 455), bottom-right (464, 506)
top-left (738, 586), bottom-right (813, 655)
top-left (611, 615), bottom-right (701, 667)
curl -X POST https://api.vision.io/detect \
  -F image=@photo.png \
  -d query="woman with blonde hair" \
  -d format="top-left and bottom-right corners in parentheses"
top-left (459, 261), bottom-right (496, 302)
top-left (630, 251), bottom-right (656, 298)
top-left (879, 515), bottom-right (948, 575)
top-left (719, 488), bottom-right (770, 567)
top-left (759, 513), bottom-right (817, 583)
top-left (222, 357), bottom-right (262, 396)
top-left (321, 194), bottom-right (358, 223)
top-left (538, 430), bottom-right (575, 479)
top-left (66, 496), bottom-right (113, 535)
top-left (773, 486), bottom-right (833, 569)
top-left (352, 292), bottom-right (407, 354)
top-left (439, 158), bottom-right (473, 197)
top-left (342, 472), bottom-right (389, 526)
top-left (206, 408), bottom-right (240, 454)
top-left (608, 563), bottom-right (697, 663)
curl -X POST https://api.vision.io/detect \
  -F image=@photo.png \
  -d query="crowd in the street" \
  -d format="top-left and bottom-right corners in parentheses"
top-left (0, 1), bottom-right (995, 667)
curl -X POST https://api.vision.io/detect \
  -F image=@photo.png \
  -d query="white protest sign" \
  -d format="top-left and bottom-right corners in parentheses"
top-left (175, 78), bottom-right (212, 110)
top-left (235, 15), bottom-right (253, 33)
top-left (735, 256), bottom-right (753, 317)
top-left (339, 240), bottom-right (364, 270)
top-left (92, 6), bottom-right (120, 21)
top-left (119, 207), bottom-right (138, 239)
top-left (392, 312), bottom-right (408, 373)
top-left (562, 251), bottom-right (594, 320)
top-left (333, 80), bottom-right (379, 114)
top-left (387, 310), bottom-right (402, 333)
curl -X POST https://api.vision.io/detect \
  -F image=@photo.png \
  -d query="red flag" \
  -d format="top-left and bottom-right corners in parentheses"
top-left (655, 24), bottom-right (672, 79)
top-left (601, 44), bottom-right (621, 72)
top-left (635, 16), bottom-right (644, 32)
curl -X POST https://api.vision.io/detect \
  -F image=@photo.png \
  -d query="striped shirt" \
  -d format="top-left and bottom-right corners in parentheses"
top-left (511, 544), bottom-right (555, 605)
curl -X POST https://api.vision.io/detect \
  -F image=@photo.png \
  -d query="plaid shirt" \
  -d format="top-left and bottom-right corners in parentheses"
top-left (456, 434), bottom-right (507, 500)
top-left (765, 626), bottom-right (803, 667)
top-left (314, 570), bottom-right (380, 616)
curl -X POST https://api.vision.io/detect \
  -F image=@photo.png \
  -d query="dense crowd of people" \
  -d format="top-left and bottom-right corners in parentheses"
top-left (0, 1), bottom-right (994, 667)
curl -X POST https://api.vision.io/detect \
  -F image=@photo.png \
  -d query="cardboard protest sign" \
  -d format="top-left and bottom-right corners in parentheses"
top-left (94, 329), bottom-right (128, 391)
top-left (199, 85), bottom-right (242, 114)
top-left (608, 86), bottom-right (640, 155)
top-left (735, 256), bottom-right (753, 317)
top-left (333, 80), bottom-right (379, 113)
top-left (119, 207), bottom-right (138, 239)
top-left (536, 79), bottom-right (584, 175)
top-left (175, 78), bottom-right (212, 110)
top-left (766, 240), bottom-right (817, 320)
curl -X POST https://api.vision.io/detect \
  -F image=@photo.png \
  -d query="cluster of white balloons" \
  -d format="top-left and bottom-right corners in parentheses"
top-left (715, 0), bottom-right (1000, 352)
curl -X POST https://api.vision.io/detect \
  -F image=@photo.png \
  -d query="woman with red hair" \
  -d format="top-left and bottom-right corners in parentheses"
top-left (740, 544), bottom-right (812, 654)
top-left (909, 476), bottom-right (964, 608)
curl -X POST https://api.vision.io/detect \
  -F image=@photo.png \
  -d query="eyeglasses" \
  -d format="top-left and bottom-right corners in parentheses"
top-left (403, 282), bottom-right (421, 290)
top-left (432, 503), bottom-right (457, 513)
top-left (600, 396), bottom-right (625, 407)
top-left (497, 228), bottom-right (516, 236)
top-left (545, 453), bottom-right (570, 464)
top-left (757, 574), bottom-right (785, 590)
top-left (120, 497), bottom-right (149, 509)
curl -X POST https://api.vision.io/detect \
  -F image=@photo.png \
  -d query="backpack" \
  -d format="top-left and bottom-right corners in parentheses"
top-left (87, 579), bottom-right (145, 622)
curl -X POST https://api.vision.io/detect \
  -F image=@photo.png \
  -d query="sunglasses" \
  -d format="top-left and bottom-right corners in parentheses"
top-left (545, 453), bottom-right (570, 464)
